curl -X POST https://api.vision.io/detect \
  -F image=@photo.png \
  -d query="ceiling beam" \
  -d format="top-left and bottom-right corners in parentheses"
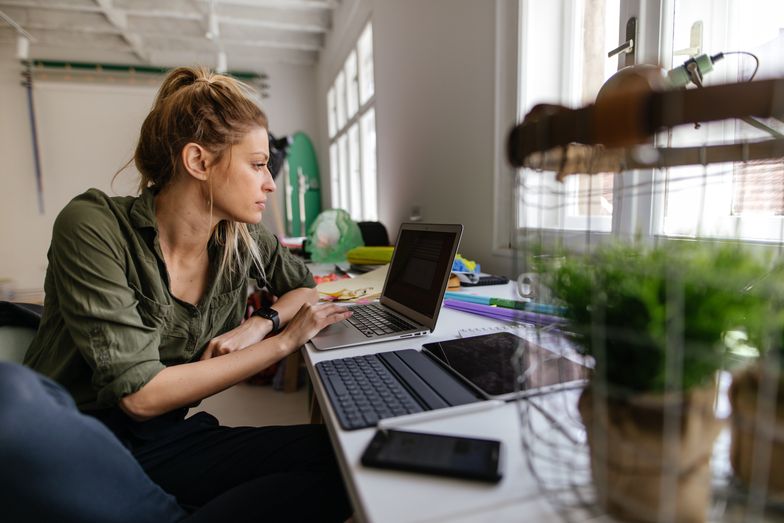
top-left (221, 36), bottom-right (320, 52)
top-left (0, 1), bottom-right (330, 32)
top-left (0, 1), bottom-right (103, 14)
top-left (94, 0), bottom-right (148, 62)
top-left (14, 22), bottom-right (323, 52)
top-left (221, 15), bottom-right (326, 33)
top-left (0, 0), bottom-right (337, 15)
top-left (0, 8), bottom-right (34, 40)
top-left (207, 0), bottom-right (338, 10)
top-left (0, 1), bottom-right (202, 20)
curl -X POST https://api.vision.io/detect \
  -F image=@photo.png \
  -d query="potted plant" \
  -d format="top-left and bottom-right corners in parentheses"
top-left (728, 265), bottom-right (784, 502)
top-left (729, 351), bottom-right (784, 501)
top-left (547, 242), bottom-right (769, 522)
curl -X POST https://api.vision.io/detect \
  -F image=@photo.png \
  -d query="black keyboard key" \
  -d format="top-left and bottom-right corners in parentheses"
top-left (316, 356), bottom-right (426, 430)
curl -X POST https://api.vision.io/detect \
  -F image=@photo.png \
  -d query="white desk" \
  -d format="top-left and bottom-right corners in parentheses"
top-left (303, 283), bottom-right (571, 523)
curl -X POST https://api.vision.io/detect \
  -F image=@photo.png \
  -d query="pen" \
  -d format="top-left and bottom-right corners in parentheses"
top-left (377, 399), bottom-right (506, 430)
top-left (443, 291), bottom-right (566, 316)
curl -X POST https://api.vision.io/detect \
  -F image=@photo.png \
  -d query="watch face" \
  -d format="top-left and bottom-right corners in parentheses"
top-left (254, 308), bottom-right (279, 330)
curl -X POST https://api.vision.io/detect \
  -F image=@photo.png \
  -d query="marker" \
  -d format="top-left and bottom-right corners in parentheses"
top-left (443, 291), bottom-right (566, 316)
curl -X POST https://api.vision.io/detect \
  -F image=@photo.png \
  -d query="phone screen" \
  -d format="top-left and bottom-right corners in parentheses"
top-left (361, 429), bottom-right (503, 483)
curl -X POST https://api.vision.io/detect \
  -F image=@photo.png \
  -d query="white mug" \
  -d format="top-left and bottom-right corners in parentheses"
top-left (516, 256), bottom-right (562, 302)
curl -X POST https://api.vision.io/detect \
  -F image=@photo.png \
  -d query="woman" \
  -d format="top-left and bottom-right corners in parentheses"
top-left (23, 66), bottom-right (353, 521)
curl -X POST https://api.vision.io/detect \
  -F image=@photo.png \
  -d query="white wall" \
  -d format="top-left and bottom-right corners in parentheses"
top-left (0, 45), bottom-right (317, 293)
top-left (316, 0), bottom-right (519, 277)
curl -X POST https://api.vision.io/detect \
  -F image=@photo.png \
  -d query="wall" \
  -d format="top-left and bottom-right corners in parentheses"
top-left (0, 45), bottom-right (317, 293)
top-left (316, 0), bottom-right (518, 277)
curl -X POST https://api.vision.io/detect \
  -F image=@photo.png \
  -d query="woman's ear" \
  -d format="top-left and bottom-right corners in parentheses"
top-left (181, 143), bottom-right (213, 181)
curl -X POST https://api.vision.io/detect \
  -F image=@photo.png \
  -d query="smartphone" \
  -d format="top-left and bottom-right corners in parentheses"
top-left (360, 429), bottom-right (503, 483)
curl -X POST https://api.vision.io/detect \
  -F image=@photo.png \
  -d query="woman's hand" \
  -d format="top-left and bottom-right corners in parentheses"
top-left (278, 302), bottom-right (353, 354)
top-left (200, 316), bottom-right (275, 360)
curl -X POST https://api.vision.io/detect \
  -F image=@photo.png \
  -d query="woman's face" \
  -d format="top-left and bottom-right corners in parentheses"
top-left (211, 126), bottom-right (275, 224)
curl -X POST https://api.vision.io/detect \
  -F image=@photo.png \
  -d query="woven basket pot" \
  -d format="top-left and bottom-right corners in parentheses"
top-left (579, 383), bottom-right (723, 523)
top-left (729, 365), bottom-right (784, 498)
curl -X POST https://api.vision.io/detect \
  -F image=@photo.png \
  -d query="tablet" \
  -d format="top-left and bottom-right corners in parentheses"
top-left (421, 332), bottom-right (588, 401)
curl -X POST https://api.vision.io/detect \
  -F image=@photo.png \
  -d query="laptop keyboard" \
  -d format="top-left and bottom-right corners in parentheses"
top-left (317, 354), bottom-right (424, 430)
top-left (346, 303), bottom-right (417, 337)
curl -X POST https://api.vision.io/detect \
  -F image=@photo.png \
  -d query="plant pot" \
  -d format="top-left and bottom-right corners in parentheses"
top-left (729, 365), bottom-right (784, 498)
top-left (578, 383), bottom-right (723, 523)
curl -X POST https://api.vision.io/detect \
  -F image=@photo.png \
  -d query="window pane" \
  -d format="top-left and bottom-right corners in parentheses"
top-left (338, 134), bottom-right (350, 212)
top-left (732, 161), bottom-right (784, 216)
top-left (327, 87), bottom-right (336, 138)
top-left (330, 143), bottom-right (340, 209)
top-left (360, 109), bottom-right (378, 221)
top-left (348, 124), bottom-right (362, 220)
top-left (345, 51), bottom-right (359, 119)
top-left (336, 70), bottom-right (347, 131)
top-left (517, 0), bottom-right (618, 231)
top-left (358, 23), bottom-right (374, 105)
top-left (567, 0), bottom-right (619, 227)
top-left (660, 0), bottom-right (784, 240)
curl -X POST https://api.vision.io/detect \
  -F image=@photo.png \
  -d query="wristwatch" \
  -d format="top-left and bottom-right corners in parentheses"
top-left (252, 307), bottom-right (280, 333)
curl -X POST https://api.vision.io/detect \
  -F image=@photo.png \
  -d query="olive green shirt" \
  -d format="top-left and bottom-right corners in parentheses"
top-left (25, 188), bottom-right (314, 411)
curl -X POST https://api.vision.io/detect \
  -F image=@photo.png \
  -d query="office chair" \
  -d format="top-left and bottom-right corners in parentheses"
top-left (357, 221), bottom-right (390, 246)
top-left (0, 302), bottom-right (41, 363)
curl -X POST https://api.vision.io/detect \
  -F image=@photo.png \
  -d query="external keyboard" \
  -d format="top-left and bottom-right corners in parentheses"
top-left (316, 349), bottom-right (483, 430)
top-left (346, 303), bottom-right (417, 337)
top-left (317, 354), bottom-right (424, 429)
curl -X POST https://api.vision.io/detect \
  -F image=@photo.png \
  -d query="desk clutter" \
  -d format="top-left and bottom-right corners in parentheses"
top-left (316, 265), bottom-right (388, 302)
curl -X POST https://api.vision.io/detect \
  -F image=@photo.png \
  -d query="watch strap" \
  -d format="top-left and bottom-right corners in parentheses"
top-left (252, 307), bottom-right (280, 332)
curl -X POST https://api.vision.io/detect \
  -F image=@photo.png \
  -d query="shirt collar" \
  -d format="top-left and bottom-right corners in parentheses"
top-left (129, 186), bottom-right (159, 230)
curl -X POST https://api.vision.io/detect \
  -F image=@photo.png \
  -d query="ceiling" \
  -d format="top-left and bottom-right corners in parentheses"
top-left (0, 0), bottom-right (339, 73)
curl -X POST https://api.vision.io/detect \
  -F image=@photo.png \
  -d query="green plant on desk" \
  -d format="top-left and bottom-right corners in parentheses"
top-left (728, 268), bottom-right (784, 501)
top-left (547, 241), bottom-right (772, 523)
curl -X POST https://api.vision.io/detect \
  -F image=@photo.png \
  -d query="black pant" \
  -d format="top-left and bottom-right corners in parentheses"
top-left (94, 407), bottom-right (352, 523)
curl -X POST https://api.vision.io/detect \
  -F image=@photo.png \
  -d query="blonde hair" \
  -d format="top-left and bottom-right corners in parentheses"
top-left (134, 66), bottom-right (267, 281)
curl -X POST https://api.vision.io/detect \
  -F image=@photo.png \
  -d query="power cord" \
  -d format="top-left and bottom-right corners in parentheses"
top-left (709, 51), bottom-right (760, 82)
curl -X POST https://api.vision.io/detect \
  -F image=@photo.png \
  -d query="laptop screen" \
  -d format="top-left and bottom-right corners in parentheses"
top-left (382, 228), bottom-right (459, 320)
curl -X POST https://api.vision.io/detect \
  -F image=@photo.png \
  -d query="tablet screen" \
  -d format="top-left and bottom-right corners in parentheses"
top-left (422, 332), bottom-right (588, 398)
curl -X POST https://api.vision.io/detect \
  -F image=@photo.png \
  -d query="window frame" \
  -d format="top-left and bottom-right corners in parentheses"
top-left (327, 20), bottom-right (378, 221)
top-left (504, 0), bottom-right (784, 255)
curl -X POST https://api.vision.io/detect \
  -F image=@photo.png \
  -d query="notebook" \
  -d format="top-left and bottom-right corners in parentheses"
top-left (310, 223), bottom-right (463, 351)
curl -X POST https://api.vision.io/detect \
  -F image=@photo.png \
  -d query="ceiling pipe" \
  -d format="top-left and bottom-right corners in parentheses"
top-left (0, 9), bottom-right (35, 41)
top-left (23, 59), bottom-right (267, 82)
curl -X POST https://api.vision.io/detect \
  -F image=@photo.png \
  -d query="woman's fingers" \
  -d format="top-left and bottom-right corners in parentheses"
top-left (322, 306), bottom-right (353, 325)
top-left (200, 344), bottom-right (216, 361)
top-left (310, 303), bottom-right (353, 326)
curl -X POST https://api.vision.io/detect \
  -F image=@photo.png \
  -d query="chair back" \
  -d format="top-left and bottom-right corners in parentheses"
top-left (0, 302), bottom-right (42, 364)
top-left (357, 221), bottom-right (390, 246)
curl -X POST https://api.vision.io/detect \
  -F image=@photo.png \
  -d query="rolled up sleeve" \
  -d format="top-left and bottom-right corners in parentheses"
top-left (251, 225), bottom-right (315, 294)
top-left (50, 200), bottom-right (165, 407)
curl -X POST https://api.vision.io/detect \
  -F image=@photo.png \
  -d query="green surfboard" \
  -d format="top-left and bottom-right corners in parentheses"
top-left (284, 132), bottom-right (322, 237)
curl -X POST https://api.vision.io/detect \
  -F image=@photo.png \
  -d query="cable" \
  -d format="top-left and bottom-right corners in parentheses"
top-left (710, 51), bottom-right (760, 82)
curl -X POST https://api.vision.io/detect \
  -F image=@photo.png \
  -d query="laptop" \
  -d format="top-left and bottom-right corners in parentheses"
top-left (310, 223), bottom-right (463, 351)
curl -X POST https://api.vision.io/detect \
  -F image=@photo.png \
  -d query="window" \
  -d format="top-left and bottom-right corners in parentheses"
top-left (654, 0), bottom-right (784, 241)
top-left (514, 0), bottom-right (784, 244)
top-left (327, 22), bottom-right (378, 221)
top-left (517, 0), bottom-right (620, 233)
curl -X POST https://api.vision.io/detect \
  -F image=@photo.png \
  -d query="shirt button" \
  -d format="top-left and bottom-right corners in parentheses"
top-left (190, 309), bottom-right (199, 318)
